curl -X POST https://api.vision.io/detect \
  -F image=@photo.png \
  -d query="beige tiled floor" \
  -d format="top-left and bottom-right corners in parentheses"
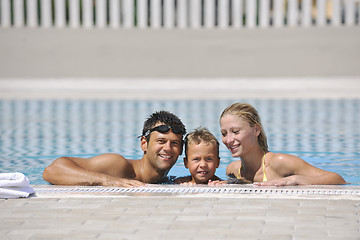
top-left (1, 185), bottom-right (360, 240)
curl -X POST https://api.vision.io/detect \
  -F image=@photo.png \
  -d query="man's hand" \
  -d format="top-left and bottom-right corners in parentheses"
top-left (105, 177), bottom-right (145, 188)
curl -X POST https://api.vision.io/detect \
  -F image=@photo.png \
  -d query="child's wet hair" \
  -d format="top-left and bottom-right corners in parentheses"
top-left (184, 127), bottom-right (219, 157)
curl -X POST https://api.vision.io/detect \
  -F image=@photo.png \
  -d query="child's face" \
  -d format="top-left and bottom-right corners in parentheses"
top-left (184, 141), bottom-right (220, 184)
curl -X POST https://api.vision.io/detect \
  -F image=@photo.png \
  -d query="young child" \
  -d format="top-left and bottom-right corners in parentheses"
top-left (174, 127), bottom-right (222, 185)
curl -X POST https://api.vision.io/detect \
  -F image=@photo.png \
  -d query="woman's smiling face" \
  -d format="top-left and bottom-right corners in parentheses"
top-left (220, 114), bottom-right (260, 158)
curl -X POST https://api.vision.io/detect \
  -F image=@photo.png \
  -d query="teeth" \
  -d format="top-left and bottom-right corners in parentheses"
top-left (160, 154), bottom-right (171, 159)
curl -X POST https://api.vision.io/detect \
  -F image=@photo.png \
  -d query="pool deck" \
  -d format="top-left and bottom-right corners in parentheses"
top-left (1, 27), bottom-right (360, 239)
top-left (1, 184), bottom-right (360, 239)
top-left (0, 27), bottom-right (360, 99)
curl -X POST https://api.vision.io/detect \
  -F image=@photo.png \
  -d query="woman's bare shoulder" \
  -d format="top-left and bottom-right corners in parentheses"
top-left (268, 152), bottom-right (305, 164)
top-left (267, 152), bottom-right (308, 175)
top-left (226, 160), bottom-right (242, 176)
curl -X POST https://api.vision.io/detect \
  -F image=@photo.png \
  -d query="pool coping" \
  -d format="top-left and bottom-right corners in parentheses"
top-left (31, 184), bottom-right (360, 200)
top-left (1, 77), bottom-right (360, 100)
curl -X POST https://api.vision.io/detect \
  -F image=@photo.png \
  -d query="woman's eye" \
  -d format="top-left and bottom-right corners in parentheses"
top-left (233, 130), bottom-right (240, 134)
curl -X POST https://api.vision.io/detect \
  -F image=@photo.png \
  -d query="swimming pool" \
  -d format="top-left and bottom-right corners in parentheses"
top-left (0, 99), bottom-right (359, 185)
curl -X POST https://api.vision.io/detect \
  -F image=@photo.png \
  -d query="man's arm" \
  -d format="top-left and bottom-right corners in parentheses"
top-left (42, 154), bottom-right (144, 187)
top-left (255, 153), bottom-right (347, 186)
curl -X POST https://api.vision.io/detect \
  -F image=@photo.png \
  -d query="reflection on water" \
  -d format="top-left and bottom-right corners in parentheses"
top-left (0, 99), bottom-right (359, 184)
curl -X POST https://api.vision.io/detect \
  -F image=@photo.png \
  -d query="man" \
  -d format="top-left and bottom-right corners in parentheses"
top-left (43, 111), bottom-right (186, 187)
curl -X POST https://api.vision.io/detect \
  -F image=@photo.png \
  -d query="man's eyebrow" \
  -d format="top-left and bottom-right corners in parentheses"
top-left (155, 137), bottom-right (166, 140)
top-left (156, 137), bottom-right (179, 141)
top-left (155, 136), bottom-right (181, 142)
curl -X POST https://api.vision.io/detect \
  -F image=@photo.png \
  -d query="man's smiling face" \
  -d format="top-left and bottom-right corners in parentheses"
top-left (142, 123), bottom-right (183, 172)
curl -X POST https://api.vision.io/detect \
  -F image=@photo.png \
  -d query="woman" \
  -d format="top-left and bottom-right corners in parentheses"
top-left (220, 103), bottom-right (347, 186)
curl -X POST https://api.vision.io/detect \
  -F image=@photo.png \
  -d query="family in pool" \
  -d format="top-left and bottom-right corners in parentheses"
top-left (43, 102), bottom-right (347, 187)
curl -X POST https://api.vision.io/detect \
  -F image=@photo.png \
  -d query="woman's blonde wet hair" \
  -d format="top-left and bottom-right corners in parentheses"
top-left (220, 103), bottom-right (268, 152)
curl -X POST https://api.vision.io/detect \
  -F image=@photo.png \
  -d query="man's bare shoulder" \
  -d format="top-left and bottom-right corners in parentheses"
top-left (91, 153), bottom-right (127, 161)
top-left (87, 153), bottom-right (135, 177)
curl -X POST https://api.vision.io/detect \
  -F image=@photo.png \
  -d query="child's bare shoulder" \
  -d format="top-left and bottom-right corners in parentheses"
top-left (173, 176), bottom-right (192, 184)
top-left (211, 175), bottom-right (222, 181)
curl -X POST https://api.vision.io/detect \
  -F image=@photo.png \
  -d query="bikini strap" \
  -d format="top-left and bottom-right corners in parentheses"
top-left (236, 153), bottom-right (267, 181)
top-left (262, 152), bottom-right (268, 182)
top-left (236, 165), bottom-right (242, 179)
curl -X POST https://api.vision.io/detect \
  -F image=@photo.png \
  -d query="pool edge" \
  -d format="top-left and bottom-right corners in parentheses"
top-left (31, 184), bottom-right (360, 200)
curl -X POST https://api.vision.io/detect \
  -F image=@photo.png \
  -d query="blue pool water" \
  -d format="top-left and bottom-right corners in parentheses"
top-left (0, 99), bottom-right (359, 185)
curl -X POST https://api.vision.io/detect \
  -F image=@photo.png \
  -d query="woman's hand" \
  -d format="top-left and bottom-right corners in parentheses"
top-left (253, 175), bottom-right (300, 186)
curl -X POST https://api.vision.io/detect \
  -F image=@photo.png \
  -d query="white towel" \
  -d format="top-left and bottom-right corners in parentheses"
top-left (0, 172), bottom-right (35, 199)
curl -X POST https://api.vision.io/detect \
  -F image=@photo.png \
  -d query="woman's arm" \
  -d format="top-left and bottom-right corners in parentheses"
top-left (255, 153), bottom-right (347, 186)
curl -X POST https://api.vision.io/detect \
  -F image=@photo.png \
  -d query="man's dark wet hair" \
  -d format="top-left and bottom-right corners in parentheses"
top-left (141, 111), bottom-right (186, 142)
